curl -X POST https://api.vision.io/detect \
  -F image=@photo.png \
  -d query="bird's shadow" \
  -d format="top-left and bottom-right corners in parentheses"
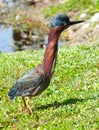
top-left (37, 95), bottom-right (99, 110)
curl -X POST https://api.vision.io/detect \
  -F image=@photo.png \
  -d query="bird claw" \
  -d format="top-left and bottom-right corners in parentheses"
top-left (22, 106), bottom-right (33, 115)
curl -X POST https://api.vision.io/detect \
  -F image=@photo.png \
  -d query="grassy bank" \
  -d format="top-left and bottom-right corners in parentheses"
top-left (0, 41), bottom-right (99, 129)
top-left (42, 0), bottom-right (99, 18)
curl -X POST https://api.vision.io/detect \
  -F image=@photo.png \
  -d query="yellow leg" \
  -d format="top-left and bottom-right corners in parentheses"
top-left (22, 96), bottom-right (27, 107)
top-left (22, 96), bottom-right (33, 115)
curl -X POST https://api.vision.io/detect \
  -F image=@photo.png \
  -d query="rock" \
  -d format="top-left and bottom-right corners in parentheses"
top-left (81, 22), bottom-right (90, 29)
top-left (31, 35), bottom-right (40, 41)
top-left (95, 25), bottom-right (99, 28)
top-left (0, 2), bottom-right (6, 7)
top-left (12, 29), bottom-right (45, 51)
top-left (90, 13), bottom-right (99, 22)
top-left (59, 0), bottom-right (67, 4)
top-left (16, 15), bottom-right (20, 21)
top-left (80, 13), bottom-right (87, 19)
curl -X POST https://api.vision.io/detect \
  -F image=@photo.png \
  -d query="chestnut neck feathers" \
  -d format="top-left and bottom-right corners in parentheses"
top-left (43, 26), bottom-right (65, 77)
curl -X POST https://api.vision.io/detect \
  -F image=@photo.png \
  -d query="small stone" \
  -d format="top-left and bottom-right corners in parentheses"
top-left (95, 25), bottom-right (99, 28)
top-left (16, 15), bottom-right (20, 21)
top-left (80, 13), bottom-right (87, 18)
top-left (0, 2), bottom-right (6, 7)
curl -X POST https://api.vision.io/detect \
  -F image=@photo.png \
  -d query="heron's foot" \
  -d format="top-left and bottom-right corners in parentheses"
top-left (27, 105), bottom-right (33, 115)
top-left (22, 96), bottom-right (33, 115)
top-left (22, 106), bottom-right (33, 115)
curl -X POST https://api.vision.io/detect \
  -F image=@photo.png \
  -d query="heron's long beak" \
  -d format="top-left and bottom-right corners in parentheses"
top-left (69, 20), bottom-right (84, 25)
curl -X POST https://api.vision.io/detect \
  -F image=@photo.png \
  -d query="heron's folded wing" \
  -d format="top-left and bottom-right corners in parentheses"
top-left (8, 66), bottom-right (44, 98)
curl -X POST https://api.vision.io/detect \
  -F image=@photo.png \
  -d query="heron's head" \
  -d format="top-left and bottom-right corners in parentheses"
top-left (50, 14), bottom-right (84, 30)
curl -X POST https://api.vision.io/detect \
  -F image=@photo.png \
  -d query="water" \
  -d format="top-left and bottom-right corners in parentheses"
top-left (0, 0), bottom-right (23, 7)
top-left (0, 25), bottom-right (66, 53)
top-left (0, 25), bottom-right (14, 52)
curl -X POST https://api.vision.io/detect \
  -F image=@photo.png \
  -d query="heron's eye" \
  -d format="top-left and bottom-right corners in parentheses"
top-left (64, 23), bottom-right (67, 26)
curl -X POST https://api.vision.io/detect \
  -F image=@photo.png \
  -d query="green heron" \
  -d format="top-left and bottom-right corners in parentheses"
top-left (8, 14), bottom-right (84, 114)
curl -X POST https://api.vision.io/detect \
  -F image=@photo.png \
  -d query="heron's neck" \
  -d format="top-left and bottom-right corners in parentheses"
top-left (43, 27), bottom-right (62, 77)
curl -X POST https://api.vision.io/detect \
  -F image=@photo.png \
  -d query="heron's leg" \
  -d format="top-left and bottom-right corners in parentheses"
top-left (26, 97), bottom-right (33, 115)
top-left (22, 96), bottom-right (33, 115)
top-left (22, 96), bottom-right (27, 108)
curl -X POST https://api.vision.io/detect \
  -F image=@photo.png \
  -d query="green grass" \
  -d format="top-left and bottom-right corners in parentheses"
top-left (0, 41), bottom-right (99, 129)
top-left (42, 0), bottom-right (99, 18)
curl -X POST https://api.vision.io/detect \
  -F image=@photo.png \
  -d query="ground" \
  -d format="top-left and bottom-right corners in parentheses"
top-left (0, 41), bottom-right (99, 129)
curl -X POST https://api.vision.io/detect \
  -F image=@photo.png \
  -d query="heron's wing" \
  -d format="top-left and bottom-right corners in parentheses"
top-left (18, 67), bottom-right (42, 88)
top-left (8, 65), bottom-right (44, 100)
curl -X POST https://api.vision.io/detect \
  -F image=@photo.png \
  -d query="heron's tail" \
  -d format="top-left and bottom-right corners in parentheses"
top-left (8, 83), bottom-right (19, 101)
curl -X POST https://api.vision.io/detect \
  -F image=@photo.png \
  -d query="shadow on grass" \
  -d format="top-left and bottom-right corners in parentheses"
top-left (37, 95), bottom-right (99, 110)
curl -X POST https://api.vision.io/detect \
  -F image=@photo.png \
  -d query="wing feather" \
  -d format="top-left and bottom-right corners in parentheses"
top-left (8, 65), bottom-right (44, 100)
